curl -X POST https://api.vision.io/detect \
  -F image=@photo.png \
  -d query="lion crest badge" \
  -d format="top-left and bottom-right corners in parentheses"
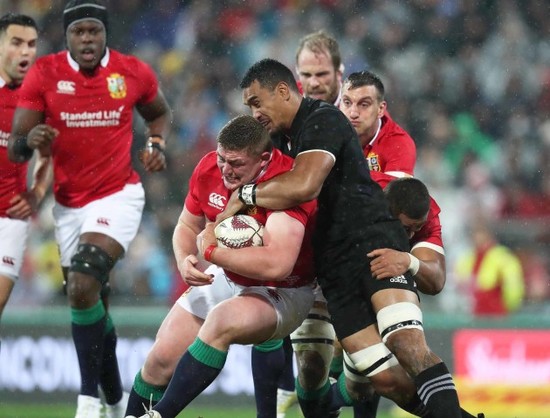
top-left (106, 73), bottom-right (127, 99)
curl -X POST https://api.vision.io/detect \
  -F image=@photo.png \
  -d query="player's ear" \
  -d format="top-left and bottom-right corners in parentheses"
top-left (259, 151), bottom-right (271, 166)
top-left (276, 82), bottom-right (290, 101)
top-left (378, 100), bottom-right (387, 118)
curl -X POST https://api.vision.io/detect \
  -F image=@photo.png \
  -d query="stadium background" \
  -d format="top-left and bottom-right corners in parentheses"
top-left (1, 1), bottom-right (549, 417)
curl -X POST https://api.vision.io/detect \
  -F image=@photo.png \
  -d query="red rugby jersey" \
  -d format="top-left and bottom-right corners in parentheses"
top-left (17, 49), bottom-right (158, 207)
top-left (185, 148), bottom-right (316, 288)
top-left (363, 110), bottom-right (416, 177)
top-left (371, 171), bottom-right (443, 252)
top-left (0, 79), bottom-right (28, 218)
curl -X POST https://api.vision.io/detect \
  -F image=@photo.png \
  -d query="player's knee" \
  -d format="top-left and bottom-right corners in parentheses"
top-left (69, 243), bottom-right (115, 284)
top-left (68, 243), bottom-right (115, 301)
top-left (295, 349), bottom-right (329, 390)
top-left (143, 344), bottom-right (180, 385)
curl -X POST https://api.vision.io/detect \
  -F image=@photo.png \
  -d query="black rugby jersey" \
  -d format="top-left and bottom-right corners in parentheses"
top-left (275, 98), bottom-right (408, 253)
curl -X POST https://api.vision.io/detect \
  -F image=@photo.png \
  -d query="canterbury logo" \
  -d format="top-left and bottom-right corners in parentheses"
top-left (57, 80), bottom-right (76, 94)
top-left (208, 193), bottom-right (226, 209)
top-left (96, 217), bottom-right (110, 226)
top-left (2, 256), bottom-right (15, 266)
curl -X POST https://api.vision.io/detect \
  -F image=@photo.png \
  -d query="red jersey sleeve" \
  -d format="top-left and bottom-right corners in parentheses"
top-left (135, 59), bottom-right (159, 106)
top-left (410, 197), bottom-right (444, 251)
top-left (17, 59), bottom-right (46, 112)
top-left (184, 153), bottom-right (211, 217)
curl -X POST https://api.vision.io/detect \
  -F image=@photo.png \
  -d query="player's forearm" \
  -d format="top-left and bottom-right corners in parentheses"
top-left (30, 154), bottom-right (53, 204)
top-left (251, 171), bottom-right (319, 210)
top-left (209, 246), bottom-right (295, 281)
top-left (8, 134), bottom-right (34, 162)
top-left (412, 256), bottom-right (446, 295)
top-left (172, 222), bottom-right (200, 266)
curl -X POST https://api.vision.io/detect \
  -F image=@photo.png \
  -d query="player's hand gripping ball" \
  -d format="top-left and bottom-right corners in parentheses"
top-left (214, 215), bottom-right (264, 249)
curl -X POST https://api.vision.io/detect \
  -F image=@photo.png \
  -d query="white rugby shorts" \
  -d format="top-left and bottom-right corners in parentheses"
top-left (178, 265), bottom-right (315, 340)
top-left (52, 183), bottom-right (145, 267)
top-left (0, 217), bottom-right (29, 280)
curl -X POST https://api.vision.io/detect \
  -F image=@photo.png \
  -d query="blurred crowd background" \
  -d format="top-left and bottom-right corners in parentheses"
top-left (2, 0), bottom-right (549, 315)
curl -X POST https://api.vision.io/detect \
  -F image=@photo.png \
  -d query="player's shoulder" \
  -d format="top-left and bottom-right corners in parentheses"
top-left (108, 49), bottom-right (152, 71)
top-left (194, 150), bottom-right (218, 172)
top-left (381, 110), bottom-right (415, 143)
top-left (34, 51), bottom-right (64, 68)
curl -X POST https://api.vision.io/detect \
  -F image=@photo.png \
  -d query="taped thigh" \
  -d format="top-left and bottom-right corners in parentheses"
top-left (345, 343), bottom-right (399, 381)
top-left (290, 304), bottom-right (336, 367)
top-left (377, 302), bottom-right (423, 343)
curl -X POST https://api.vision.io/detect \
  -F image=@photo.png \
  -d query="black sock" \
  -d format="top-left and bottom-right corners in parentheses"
top-left (125, 371), bottom-right (166, 417)
top-left (277, 336), bottom-right (295, 391)
top-left (71, 303), bottom-right (107, 397)
top-left (99, 320), bottom-right (123, 405)
top-left (414, 362), bottom-right (461, 418)
top-left (352, 393), bottom-right (380, 418)
top-left (154, 338), bottom-right (226, 418)
top-left (459, 408), bottom-right (478, 418)
top-left (399, 392), bottom-right (429, 416)
top-left (297, 379), bottom-right (332, 418)
top-left (252, 342), bottom-right (285, 418)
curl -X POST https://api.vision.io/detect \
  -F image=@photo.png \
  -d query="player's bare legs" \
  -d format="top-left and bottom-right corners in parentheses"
top-left (0, 275), bottom-right (15, 351)
top-left (124, 303), bottom-right (203, 416)
top-left (66, 233), bottom-right (124, 417)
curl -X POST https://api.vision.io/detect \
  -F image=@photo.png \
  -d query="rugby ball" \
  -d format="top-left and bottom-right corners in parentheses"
top-left (214, 215), bottom-right (264, 249)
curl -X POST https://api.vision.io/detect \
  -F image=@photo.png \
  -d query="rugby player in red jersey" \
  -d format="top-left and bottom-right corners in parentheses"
top-left (0, 12), bottom-right (51, 354)
top-left (125, 115), bottom-right (317, 418)
top-left (340, 71), bottom-right (417, 178)
top-left (8, 2), bottom-right (171, 417)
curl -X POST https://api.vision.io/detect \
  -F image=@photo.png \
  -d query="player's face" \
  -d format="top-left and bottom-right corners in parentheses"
top-left (216, 145), bottom-right (269, 191)
top-left (0, 24), bottom-right (37, 86)
top-left (397, 213), bottom-right (427, 240)
top-left (243, 80), bottom-right (289, 135)
top-left (296, 48), bottom-right (341, 103)
top-left (66, 20), bottom-right (106, 72)
top-left (340, 84), bottom-right (386, 143)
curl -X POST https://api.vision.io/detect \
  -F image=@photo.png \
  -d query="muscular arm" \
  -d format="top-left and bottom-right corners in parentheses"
top-left (217, 151), bottom-right (332, 222)
top-left (368, 246), bottom-right (446, 295)
top-left (173, 206), bottom-right (212, 286)
top-left (136, 89), bottom-right (172, 172)
top-left (8, 108), bottom-right (55, 162)
top-left (256, 151), bottom-right (333, 209)
top-left (136, 89), bottom-right (172, 138)
top-left (7, 149), bottom-right (53, 219)
top-left (410, 246), bottom-right (446, 295)
top-left (207, 211), bottom-right (305, 281)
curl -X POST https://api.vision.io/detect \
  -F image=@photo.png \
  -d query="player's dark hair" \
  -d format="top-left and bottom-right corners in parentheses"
top-left (384, 177), bottom-right (430, 220)
top-left (343, 71), bottom-right (385, 102)
top-left (296, 30), bottom-right (341, 72)
top-left (0, 13), bottom-right (38, 35)
top-left (240, 58), bottom-right (300, 93)
top-left (217, 115), bottom-right (273, 156)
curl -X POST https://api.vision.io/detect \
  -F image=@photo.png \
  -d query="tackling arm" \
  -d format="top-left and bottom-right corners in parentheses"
top-left (255, 151), bottom-right (333, 209)
top-left (410, 246), bottom-right (446, 295)
top-left (218, 151), bottom-right (333, 223)
top-left (368, 246), bottom-right (446, 295)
